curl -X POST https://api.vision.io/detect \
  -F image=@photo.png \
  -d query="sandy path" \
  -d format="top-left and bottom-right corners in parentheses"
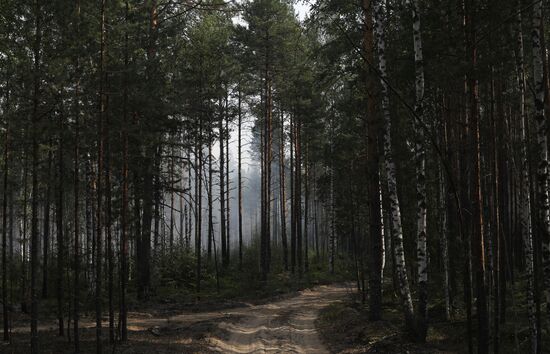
top-left (208, 284), bottom-right (350, 354)
top-left (9, 283), bottom-right (350, 353)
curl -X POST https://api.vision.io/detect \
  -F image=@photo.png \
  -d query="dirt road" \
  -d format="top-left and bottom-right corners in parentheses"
top-left (207, 284), bottom-right (351, 354)
top-left (7, 283), bottom-right (351, 353)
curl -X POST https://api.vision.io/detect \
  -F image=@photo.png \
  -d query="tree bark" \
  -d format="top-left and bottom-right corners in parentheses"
top-left (95, 0), bottom-right (106, 350)
top-left (2, 105), bottom-right (10, 342)
top-left (220, 96), bottom-right (227, 267)
top-left (57, 116), bottom-right (65, 337)
top-left (120, 0), bottom-right (129, 342)
top-left (238, 88), bottom-right (244, 269)
top-left (372, 0), bottom-right (415, 333)
top-left (304, 145), bottom-right (309, 273)
top-left (42, 149), bottom-right (52, 300)
top-left (363, 0), bottom-right (383, 321)
top-left (30, 0), bottom-right (42, 351)
top-left (208, 125), bottom-right (213, 262)
top-left (225, 93), bottom-right (231, 265)
top-left (329, 116), bottom-right (335, 274)
top-left (261, 40), bottom-right (273, 280)
top-left (290, 113), bottom-right (296, 273)
top-left (295, 118), bottom-right (302, 275)
top-left (531, 0), bottom-right (550, 326)
top-left (516, 4), bottom-right (537, 351)
top-left (410, 0), bottom-right (428, 341)
top-left (73, 1), bottom-right (81, 350)
top-left (196, 113), bottom-right (203, 298)
top-left (465, 0), bottom-right (488, 350)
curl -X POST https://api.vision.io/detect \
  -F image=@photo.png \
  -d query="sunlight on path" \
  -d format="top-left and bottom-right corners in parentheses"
top-left (208, 284), bottom-right (351, 354)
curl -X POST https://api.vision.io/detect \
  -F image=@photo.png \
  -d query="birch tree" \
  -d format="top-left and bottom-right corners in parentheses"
top-left (372, 0), bottom-right (415, 333)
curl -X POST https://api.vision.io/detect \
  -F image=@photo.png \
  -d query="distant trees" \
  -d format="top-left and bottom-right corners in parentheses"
top-left (237, 0), bottom-right (305, 279)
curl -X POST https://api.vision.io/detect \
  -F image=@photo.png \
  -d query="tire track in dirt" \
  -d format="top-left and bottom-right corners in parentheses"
top-left (208, 284), bottom-right (351, 354)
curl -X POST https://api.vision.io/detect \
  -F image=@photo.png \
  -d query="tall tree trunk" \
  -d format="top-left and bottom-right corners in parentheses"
top-left (490, 69), bottom-right (501, 354)
top-left (96, 0), bottom-right (106, 350)
top-left (8, 185), bottom-right (13, 323)
top-left (290, 113), bottom-right (296, 273)
top-left (363, 0), bottom-right (383, 321)
top-left (170, 155), bottom-right (175, 248)
top-left (2, 109), bottom-right (10, 342)
top-left (153, 158), bottom-right (161, 255)
top-left (182, 156), bottom-right (187, 247)
top-left (295, 118), bottom-right (302, 274)
top-left (238, 88), bottom-right (244, 269)
top-left (329, 116), bottom-right (335, 273)
top-left (120, 0), bottom-right (129, 342)
top-left (380, 181), bottom-right (387, 281)
top-left (136, 0), bottom-right (158, 301)
top-left (104, 80), bottom-right (114, 345)
top-left (57, 117), bottom-right (65, 337)
top-left (42, 149), bottom-right (52, 299)
top-left (459, 4), bottom-right (474, 352)
top-left (138, 158), bottom-right (154, 299)
top-left (225, 95), bottom-right (231, 265)
top-left (85, 160), bottom-right (93, 285)
top-left (534, 14), bottom-right (546, 353)
top-left (410, 0), bottom-right (428, 341)
top-left (219, 97), bottom-right (227, 267)
top-left (30, 0), bottom-right (42, 351)
top-left (73, 2), bottom-right (81, 349)
top-left (261, 43), bottom-right (273, 280)
top-left (196, 117), bottom-right (203, 298)
top-left (465, 0), bottom-right (489, 350)
top-left (208, 126), bottom-right (213, 262)
top-left (372, 0), bottom-right (415, 333)
top-left (516, 4), bottom-right (537, 351)
top-left (304, 145), bottom-right (309, 273)
top-left (438, 145), bottom-right (451, 321)
top-left (187, 152), bottom-right (192, 250)
top-left (531, 0), bottom-right (550, 325)
top-left (22, 151), bottom-right (29, 315)
top-left (313, 167), bottom-right (319, 260)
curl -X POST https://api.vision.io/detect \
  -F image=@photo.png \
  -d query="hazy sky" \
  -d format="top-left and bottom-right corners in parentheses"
top-left (294, 1), bottom-right (311, 21)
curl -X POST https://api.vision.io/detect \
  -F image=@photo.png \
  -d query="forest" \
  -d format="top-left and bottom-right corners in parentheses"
top-left (0, 0), bottom-right (549, 353)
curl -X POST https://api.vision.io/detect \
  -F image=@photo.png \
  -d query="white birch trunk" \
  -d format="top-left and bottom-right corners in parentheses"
top-left (380, 180), bottom-right (386, 281)
top-left (372, 0), bottom-right (414, 322)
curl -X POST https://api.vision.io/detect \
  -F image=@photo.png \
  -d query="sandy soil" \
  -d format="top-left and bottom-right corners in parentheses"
top-left (5, 283), bottom-right (351, 353)
top-left (207, 283), bottom-right (351, 353)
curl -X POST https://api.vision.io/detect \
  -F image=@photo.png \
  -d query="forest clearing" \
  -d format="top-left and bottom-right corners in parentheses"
top-left (1, 0), bottom-right (550, 353)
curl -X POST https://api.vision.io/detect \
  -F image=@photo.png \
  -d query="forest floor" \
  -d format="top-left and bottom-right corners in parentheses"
top-left (315, 279), bottom-right (549, 353)
top-left (2, 283), bottom-right (352, 353)
top-left (3, 280), bottom-right (541, 353)
top-left (316, 297), bottom-right (467, 354)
